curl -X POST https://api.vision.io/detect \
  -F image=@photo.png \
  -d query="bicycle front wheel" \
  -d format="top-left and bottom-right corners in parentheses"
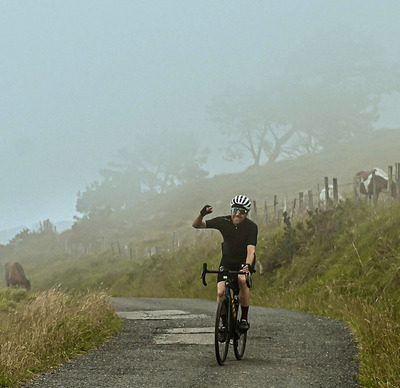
top-left (233, 307), bottom-right (247, 360)
top-left (215, 296), bottom-right (230, 365)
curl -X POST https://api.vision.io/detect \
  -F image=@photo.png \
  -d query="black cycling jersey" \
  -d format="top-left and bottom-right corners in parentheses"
top-left (205, 215), bottom-right (258, 270)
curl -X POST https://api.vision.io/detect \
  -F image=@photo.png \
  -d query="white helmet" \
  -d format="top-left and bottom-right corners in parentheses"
top-left (230, 195), bottom-right (251, 211)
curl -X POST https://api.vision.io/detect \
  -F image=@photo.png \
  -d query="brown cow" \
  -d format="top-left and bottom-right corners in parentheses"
top-left (5, 262), bottom-right (31, 291)
top-left (355, 168), bottom-right (396, 200)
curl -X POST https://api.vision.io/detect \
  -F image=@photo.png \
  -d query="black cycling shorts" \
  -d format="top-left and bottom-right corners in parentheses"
top-left (217, 257), bottom-right (256, 290)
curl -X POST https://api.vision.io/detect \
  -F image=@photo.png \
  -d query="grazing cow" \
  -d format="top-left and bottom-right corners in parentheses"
top-left (5, 262), bottom-right (31, 291)
top-left (355, 168), bottom-right (396, 200)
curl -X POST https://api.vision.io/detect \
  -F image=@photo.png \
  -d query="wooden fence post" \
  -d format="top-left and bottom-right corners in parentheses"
top-left (324, 177), bottom-right (330, 209)
top-left (264, 201), bottom-right (268, 224)
top-left (396, 163), bottom-right (400, 201)
top-left (388, 165), bottom-right (393, 200)
top-left (372, 170), bottom-right (378, 205)
top-left (307, 190), bottom-right (314, 211)
top-left (353, 176), bottom-right (360, 203)
top-left (172, 232), bottom-right (176, 250)
top-left (333, 178), bottom-right (338, 204)
top-left (291, 198), bottom-right (296, 220)
top-left (299, 191), bottom-right (304, 215)
top-left (252, 200), bottom-right (257, 218)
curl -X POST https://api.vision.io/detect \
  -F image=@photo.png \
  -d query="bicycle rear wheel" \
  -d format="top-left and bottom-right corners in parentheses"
top-left (215, 296), bottom-right (230, 365)
top-left (233, 306), bottom-right (247, 360)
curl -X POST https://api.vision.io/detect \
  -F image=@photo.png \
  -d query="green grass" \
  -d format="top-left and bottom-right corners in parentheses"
top-left (250, 202), bottom-right (400, 387)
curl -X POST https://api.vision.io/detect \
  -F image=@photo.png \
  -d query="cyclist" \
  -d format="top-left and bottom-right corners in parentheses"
top-left (192, 195), bottom-right (258, 332)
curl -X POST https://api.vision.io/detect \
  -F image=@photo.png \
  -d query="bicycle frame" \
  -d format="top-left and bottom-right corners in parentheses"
top-left (201, 263), bottom-right (252, 364)
top-left (222, 275), bottom-right (238, 326)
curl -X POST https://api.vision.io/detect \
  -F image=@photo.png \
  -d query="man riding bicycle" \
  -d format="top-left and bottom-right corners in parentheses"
top-left (192, 195), bottom-right (258, 331)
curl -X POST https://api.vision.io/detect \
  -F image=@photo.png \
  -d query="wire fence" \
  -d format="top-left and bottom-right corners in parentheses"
top-left (248, 162), bottom-right (400, 224)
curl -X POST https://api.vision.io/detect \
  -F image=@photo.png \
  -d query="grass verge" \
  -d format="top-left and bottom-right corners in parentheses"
top-left (0, 287), bottom-right (122, 387)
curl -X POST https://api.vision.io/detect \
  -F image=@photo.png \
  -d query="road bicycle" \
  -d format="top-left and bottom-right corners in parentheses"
top-left (201, 262), bottom-right (253, 365)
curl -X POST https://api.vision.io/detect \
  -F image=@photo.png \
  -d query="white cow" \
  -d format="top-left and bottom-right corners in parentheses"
top-left (319, 185), bottom-right (344, 202)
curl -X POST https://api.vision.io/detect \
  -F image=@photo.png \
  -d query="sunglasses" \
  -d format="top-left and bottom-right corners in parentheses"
top-left (231, 207), bottom-right (247, 215)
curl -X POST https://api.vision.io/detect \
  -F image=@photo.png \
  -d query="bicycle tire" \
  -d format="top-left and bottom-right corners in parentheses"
top-left (233, 306), bottom-right (247, 360)
top-left (215, 296), bottom-right (230, 365)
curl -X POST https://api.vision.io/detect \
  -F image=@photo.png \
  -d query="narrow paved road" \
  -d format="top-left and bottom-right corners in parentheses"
top-left (26, 298), bottom-right (360, 388)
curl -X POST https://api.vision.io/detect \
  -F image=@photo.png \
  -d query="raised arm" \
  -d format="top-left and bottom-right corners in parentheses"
top-left (192, 205), bottom-right (213, 229)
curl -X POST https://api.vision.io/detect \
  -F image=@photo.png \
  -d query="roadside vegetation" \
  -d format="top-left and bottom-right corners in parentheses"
top-left (0, 288), bottom-right (121, 387)
top-left (254, 202), bottom-right (400, 388)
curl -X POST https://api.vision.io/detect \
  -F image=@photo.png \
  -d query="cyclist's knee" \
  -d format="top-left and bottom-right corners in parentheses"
top-left (217, 282), bottom-right (225, 299)
top-left (238, 274), bottom-right (247, 287)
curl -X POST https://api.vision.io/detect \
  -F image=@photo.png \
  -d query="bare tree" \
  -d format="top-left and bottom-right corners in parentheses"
top-left (211, 87), bottom-right (297, 167)
top-left (211, 32), bottom-right (400, 168)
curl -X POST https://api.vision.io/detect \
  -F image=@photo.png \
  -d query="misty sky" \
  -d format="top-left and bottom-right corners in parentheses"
top-left (1, 1), bottom-right (400, 231)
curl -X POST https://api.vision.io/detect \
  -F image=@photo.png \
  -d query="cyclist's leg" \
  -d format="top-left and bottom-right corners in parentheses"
top-left (238, 275), bottom-right (250, 325)
top-left (217, 280), bottom-right (225, 303)
top-left (239, 256), bottom-right (256, 313)
top-left (238, 274), bottom-right (250, 307)
top-left (216, 259), bottom-right (227, 304)
top-left (217, 280), bottom-right (227, 326)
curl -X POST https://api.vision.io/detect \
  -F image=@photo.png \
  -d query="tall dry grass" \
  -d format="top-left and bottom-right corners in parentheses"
top-left (0, 287), bottom-right (121, 387)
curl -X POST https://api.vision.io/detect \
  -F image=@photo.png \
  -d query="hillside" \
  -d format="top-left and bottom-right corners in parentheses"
top-left (1, 128), bottom-right (400, 267)
top-left (124, 127), bottom-right (400, 221)
top-left (70, 127), bottom-right (400, 251)
top-left (1, 129), bottom-right (400, 386)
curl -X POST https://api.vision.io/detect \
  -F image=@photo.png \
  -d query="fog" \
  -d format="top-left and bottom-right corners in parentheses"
top-left (1, 1), bottom-right (399, 233)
